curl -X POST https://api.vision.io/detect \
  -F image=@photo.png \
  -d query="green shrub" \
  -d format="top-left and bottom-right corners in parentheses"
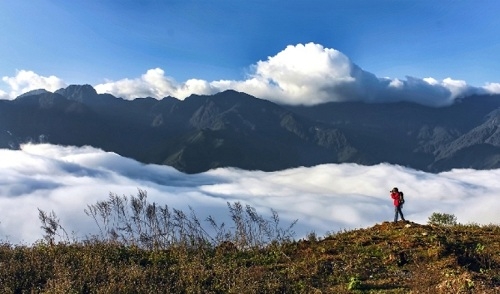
top-left (428, 212), bottom-right (457, 226)
top-left (347, 276), bottom-right (362, 290)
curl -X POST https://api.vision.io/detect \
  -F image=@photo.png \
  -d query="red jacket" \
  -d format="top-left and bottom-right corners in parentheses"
top-left (391, 191), bottom-right (401, 206)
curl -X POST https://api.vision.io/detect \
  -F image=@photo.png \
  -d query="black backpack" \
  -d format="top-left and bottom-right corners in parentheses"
top-left (399, 191), bottom-right (405, 204)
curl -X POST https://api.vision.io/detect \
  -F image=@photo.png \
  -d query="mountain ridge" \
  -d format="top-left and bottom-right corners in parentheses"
top-left (1, 85), bottom-right (499, 173)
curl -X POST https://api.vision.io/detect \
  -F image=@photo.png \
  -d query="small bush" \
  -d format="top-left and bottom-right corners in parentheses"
top-left (347, 276), bottom-right (362, 290)
top-left (428, 212), bottom-right (457, 226)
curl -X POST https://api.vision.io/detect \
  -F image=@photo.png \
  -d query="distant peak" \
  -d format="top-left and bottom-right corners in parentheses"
top-left (17, 89), bottom-right (51, 99)
top-left (215, 89), bottom-right (252, 97)
top-left (55, 84), bottom-right (98, 102)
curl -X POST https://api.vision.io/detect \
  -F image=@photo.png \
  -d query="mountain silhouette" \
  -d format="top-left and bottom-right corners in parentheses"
top-left (1, 85), bottom-right (499, 173)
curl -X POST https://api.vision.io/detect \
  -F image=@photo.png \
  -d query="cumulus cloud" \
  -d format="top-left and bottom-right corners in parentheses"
top-left (235, 43), bottom-right (487, 106)
top-left (1, 70), bottom-right (67, 100)
top-left (1, 144), bottom-right (499, 244)
top-left (3, 43), bottom-right (500, 105)
top-left (0, 89), bottom-right (8, 100)
top-left (91, 43), bottom-right (497, 107)
top-left (94, 68), bottom-right (219, 100)
top-left (484, 82), bottom-right (500, 94)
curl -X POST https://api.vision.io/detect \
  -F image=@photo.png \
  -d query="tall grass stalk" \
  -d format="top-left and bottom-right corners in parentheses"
top-left (83, 189), bottom-right (297, 250)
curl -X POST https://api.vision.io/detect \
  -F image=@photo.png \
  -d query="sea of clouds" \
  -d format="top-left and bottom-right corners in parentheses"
top-left (2, 43), bottom-right (500, 107)
top-left (1, 143), bottom-right (499, 245)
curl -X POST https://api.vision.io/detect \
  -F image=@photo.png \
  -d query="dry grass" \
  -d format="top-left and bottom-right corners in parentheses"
top-left (0, 191), bottom-right (499, 293)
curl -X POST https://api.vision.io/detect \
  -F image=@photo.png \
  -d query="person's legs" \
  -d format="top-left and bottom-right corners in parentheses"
top-left (394, 206), bottom-right (399, 222)
top-left (397, 205), bottom-right (406, 221)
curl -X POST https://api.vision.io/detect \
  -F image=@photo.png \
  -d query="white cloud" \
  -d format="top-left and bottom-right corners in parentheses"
top-left (236, 43), bottom-right (482, 106)
top-left (1, 70), bottom-right (67, 100)
top-left (388, 78), bottom-right (404, 89)
top-left (3, 43), bottom-right (499, 106)
top-left (90, 43), bottom-right (499, 107)
top-left (0, 89), bottom-right (8, 100)
top-left (484, 82), bottom-right (500, 94)
top-left (94, 68), bottom-right (218, 100)
top-left (94, 68), bottom-right (176, 99)
top-left (442, 78), bottom-right (473, 98)
top-left (245, 43), bottom-right (356, 104)
top-left (1, 143), bottom-right (499, 244)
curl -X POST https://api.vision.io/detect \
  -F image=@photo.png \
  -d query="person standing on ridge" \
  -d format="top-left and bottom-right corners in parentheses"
top-left (390, 187), bottom-right (406, 222)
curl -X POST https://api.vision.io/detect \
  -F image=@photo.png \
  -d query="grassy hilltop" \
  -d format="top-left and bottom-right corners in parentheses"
top-left (0, 192), bottom-right (499, 293)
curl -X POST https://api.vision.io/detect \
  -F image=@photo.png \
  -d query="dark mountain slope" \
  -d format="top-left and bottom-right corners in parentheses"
top-left (286, 95), bottom-right (500, 170)
top-left (1, 85), bottom-right (499, 173)
top-left (1, 92), bottom-right (102, 148)
top-left (0, 87), bottom-right (358, 173)
top-left (143, 91), bottom-right (359, 172)
top-left (430, 108), bottom-right (500, 170)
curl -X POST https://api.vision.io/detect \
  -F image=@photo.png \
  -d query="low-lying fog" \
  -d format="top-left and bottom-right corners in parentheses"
top-left (1, 144), bottom-right (499, 244)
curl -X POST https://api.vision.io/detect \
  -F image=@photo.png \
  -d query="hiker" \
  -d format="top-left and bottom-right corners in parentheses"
top-left (390, 187), bottom-right (406, 222)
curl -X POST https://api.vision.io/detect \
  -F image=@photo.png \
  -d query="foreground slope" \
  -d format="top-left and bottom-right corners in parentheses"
top-left (0, 222), bottom-right (499, 293)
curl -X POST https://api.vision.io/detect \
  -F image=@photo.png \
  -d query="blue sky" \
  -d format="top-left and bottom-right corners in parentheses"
top-left (1, 0), bottom-right (500, 105)
top-left (2, 2), bottom-right (500, 243)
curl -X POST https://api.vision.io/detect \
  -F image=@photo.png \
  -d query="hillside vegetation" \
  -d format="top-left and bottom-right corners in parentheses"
top-left (0, 191), bottom-right (499, 293)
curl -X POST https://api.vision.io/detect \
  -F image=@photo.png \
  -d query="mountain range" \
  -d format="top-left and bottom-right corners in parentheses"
top-left (1, 84), bottom-right (499, 173)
